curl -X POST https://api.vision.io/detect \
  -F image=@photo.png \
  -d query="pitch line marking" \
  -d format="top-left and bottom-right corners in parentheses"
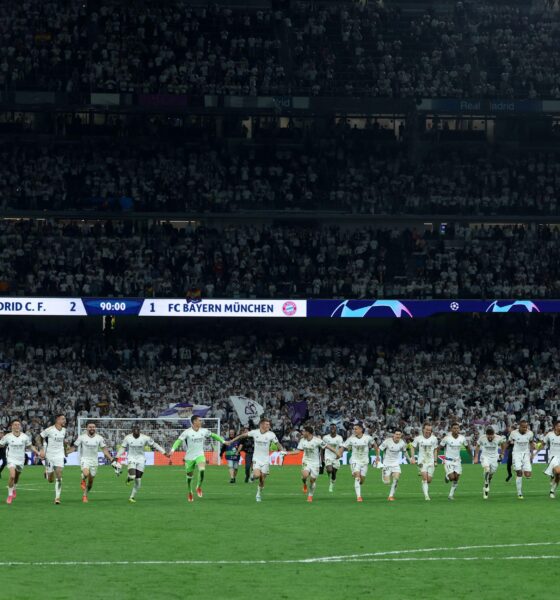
top-left (2, 542), bottom-right (559, 567)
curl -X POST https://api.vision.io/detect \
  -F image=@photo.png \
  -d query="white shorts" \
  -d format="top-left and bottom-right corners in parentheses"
top-left (445, 460), bottom-right (462, 476)
top-left (512, 453), bottom-right (532, 472)
top-left (350, 462), bottom-right (368, 477)
top-left (481, 457), bottom-right (499, 474)
top-left (252, 460), bottom-right (270, 475)
top-left (382, 465), bottom-right (400, 481)
top-left (544, 456), bottom-right (560, 477)
top-left (7, 463), bottom-right (24, 473)
top-left (45, 454), bottom-right (65, 471)
top-left (325, 458), bottom-right (341, 470)
top-left (127, 459), bottom-right (145, 473)
top-left (419, 463), bottom-right (435, 477)
top-left (80, 459), bottom-right (98, 476)
top-left (302, 462), bottom-right (320, 479)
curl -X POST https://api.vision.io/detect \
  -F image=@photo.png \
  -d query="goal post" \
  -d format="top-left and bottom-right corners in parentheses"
top-left (76, 417), bottom-right (222, 465)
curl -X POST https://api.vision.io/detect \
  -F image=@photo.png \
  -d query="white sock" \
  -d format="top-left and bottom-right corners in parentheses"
top-left (354, 478), bottom-right (361, 498)
top-left (422, 481), bottom-right (429, 497)
top-left (8, 486), bottom-right (14, 497)
top-left (256, 485), bottom-right (263, 497)
top-left (551, 481), bottom-right (558, 493)
top-left (389, 479), bottom-right (398, 497)
top-left (449, 481), bottom-right (458, 497)
top-left (516, 476), bottom-right (523, 495)
top-left (131, 478), bottom-right (141, 498)
top-left (309, 482), bottom-right (316, 497)
top-left (55, 479), bottom-right (62, 499)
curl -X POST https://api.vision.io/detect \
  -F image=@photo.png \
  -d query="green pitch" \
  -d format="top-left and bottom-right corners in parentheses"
top-left (2, 465), bottom-right (558, 600)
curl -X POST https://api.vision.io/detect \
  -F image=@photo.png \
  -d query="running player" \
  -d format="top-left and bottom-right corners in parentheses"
top-left (322, 424), bottom-right (344, 492)
top-left (39, 414), bottom-right (68, 504)
top-left (169, 416), bottom-right (225, 502)
top-left (376, 429), bottom-right (407, 501)
top-left (227, 418), bottom-right (287, 502)
top-left (337, 423), bottom-right (377, 502)
top-left (285, 426), bottom-right (338, 502)
top-left (0, 419), bottom-right (40, 504)
top-left (117, 424), bottom-right (168, 503)
top-left (410, 423), bottom-right (439, 501)
top-left (473, 426), bottom-right (506, 499)
top-left (508, 419), bottom-right (535, 499)
top-left (543, 421), bottom-right (560, 499)
top-left (439, 423), bottom-right (472, 500)
top-left (66, 421), bottom-right (116, 503)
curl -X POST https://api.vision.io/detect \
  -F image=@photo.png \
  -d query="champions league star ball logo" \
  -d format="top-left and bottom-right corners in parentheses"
top-left (330, 300), bottom-right (413, 318)
top-left (450, 302), bottom-right (460, 311)
top-left (485, 301), bottom-right (541, 314)
top-left (282, 301), bottom-right (297, 316)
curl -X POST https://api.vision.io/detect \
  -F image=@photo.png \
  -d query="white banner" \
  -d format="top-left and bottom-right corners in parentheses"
top-left (139, 299), bottom-right (306, 317)
top-left (229, 395), bottom-right (264, 426)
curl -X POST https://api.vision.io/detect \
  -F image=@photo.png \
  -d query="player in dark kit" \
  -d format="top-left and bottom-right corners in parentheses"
top-left (239, 426), bottom-right (254, 482)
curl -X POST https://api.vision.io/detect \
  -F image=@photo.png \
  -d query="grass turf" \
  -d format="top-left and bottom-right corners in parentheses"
top-left (1, 464), bottom-right (557, 600)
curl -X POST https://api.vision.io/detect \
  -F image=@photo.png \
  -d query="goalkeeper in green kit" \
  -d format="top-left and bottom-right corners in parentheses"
top-left (169, 415), bottom-right (225, 502)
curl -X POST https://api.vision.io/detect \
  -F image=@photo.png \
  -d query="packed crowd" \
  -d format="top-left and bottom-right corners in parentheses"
top-left (1, 322), bottom-right (558, 448)
top-left (1, 220), bottom-right (560, 299)
top-left (1, 1), bottom-right (560, 98)
top-left (3, 140), bottom-right (560, 214)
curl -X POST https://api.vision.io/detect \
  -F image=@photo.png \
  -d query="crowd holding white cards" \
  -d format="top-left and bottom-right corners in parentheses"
top-left (1, 415), bottom-right (559, 506)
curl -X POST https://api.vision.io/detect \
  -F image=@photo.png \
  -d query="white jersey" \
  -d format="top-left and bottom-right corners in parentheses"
top-left (477, 434), bottom-right (505, 462)
top-left (0, 432), bottom-right (32, 465)
top-left (121, 434), bottom-right (164, 460)
top-left (322, 434), bottom-right (343, 461)
top-left (412, 434), bottom-right (438, 466)
top-left (509, 430), bottom-right (534, 456)
top-left (342, 434), bottom-right (374, 464)
top-left (297, 437), bottom-right (326, 468)
top-left (544, 432), bottom-right (560, 460)
top-left (379, 438), bottom-right (407, 467)
top-left (73, 433), bottom-right (107, 461)
top-left (248, 429), bottom-right (279, 464)
top-left (441, 434), bottom-right (467, 461)
top-left (178, 428), bottom-right (212, 461)
top-left (40, 426), bottom-right (67, 457)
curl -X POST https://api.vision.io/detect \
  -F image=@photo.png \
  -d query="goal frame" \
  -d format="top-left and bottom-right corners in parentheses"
top-left (76, 416), bottom-right (222, 465)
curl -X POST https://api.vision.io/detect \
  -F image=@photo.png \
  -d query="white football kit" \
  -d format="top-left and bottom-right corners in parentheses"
top-left (73, 433), bottom-right (107, 476)
top-left (40, 426), bottom-right (67, 470)
top-left (509, 430), bottom-right (534, 472)
top-left (248, 429), bottom-right (279, 475)
top-left (322, 433), bottom-right (343, 470)
top-left (297, 437), bottom-right (327, 478)
top-left (342, 434), bottom-right (375, 476)
top-left (543, 432), bottom-right (560, 477)
top-left (121, 434), bottom-right (164, 472)
top-left (379, 438), bottom-right (407, 478)
top-left (0, 432), bottom-right (32, 472)
top-left (177, 427), bottom-right (213, 462)
top-left (477, 434), bottom-right (505, 474)
top-left (441, 434), bottom-right (467, 475)
top-left (412, 434), bottom-right (439, 476)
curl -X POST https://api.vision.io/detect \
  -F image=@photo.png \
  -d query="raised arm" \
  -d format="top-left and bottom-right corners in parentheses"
top-left (225, 431), bottom-right (249, 446)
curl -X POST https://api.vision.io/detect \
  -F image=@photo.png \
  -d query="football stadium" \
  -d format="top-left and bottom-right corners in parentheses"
top-left (1, 1), bottom-right (560, 598)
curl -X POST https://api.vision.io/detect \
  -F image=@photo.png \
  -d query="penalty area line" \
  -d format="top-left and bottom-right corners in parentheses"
top-left (2, 556), bottom-right (560, 567)
top-left (2, 542), bottom-right (560, 567)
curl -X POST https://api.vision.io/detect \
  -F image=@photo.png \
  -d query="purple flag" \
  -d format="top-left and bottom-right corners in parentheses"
top-left (287, 401), bottom-right (308, 425)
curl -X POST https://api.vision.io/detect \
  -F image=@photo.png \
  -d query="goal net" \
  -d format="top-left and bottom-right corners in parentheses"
top-left (76, 417), bottom-right (222, 465)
